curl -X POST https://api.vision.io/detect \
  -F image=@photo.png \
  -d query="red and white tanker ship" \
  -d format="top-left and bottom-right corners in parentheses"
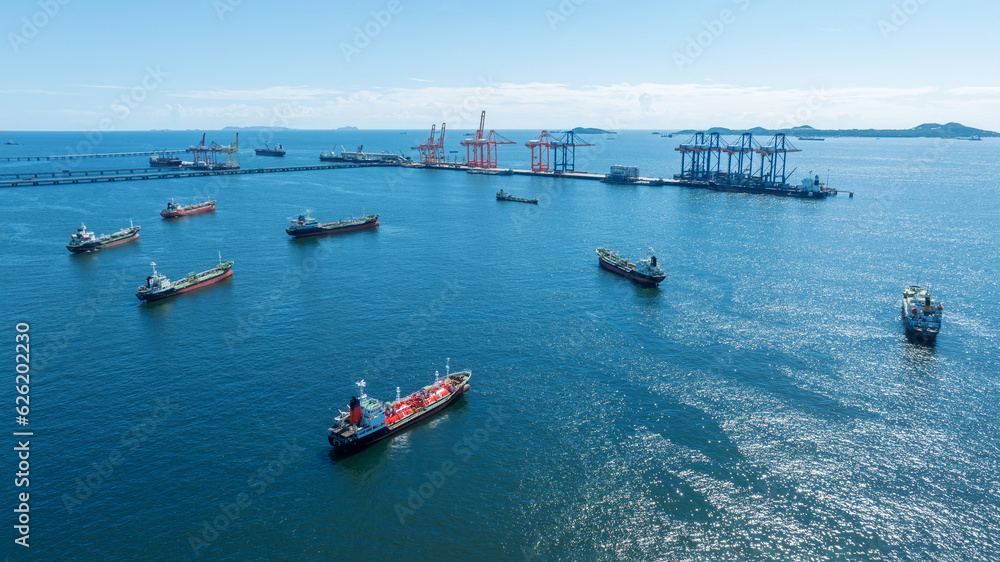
top-left (328, 361), bottom-right (472, 456)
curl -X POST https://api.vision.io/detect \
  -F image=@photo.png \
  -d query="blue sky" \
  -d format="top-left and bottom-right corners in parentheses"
top-left (3, 0), bottom-right (999, 131)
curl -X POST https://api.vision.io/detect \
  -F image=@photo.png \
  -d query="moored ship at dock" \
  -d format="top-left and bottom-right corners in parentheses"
top-left (136, 254), bottom-right (234, 302)
top-left (707, 175), bottom-right (829, 198)
top-left (149, 151), bottom-right (181, 167)
top-left (496, 189), bottom-right (538, 204)
top-left (285, 211), bottom-right (379, 237)
top-left (66, 221), bottom-right (140, 253)
top-left (327, 364), bottom-right (472, 456)
top-left (597, 247), bottom-right (666, 286)
top-left (320, 145), bottom-right (409, 164)
top-left (160, 198), bottom-right (216, 218)
top-left (902, 285), bottom-right (943, 342)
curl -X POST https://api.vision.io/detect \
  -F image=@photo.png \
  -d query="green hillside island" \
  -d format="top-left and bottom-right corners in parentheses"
top-left (673, 123), bottom-right (998, 138)
top-left (571, 127), bottom-right (615, 134)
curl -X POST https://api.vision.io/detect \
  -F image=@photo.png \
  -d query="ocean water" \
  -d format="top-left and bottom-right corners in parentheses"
top-left (1, 130), bottom-right (999, 560)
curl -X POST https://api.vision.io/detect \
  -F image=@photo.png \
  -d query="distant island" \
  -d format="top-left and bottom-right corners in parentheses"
top-left (571, 127), bottom-right (615, 134)
top-left (337, 126), bottom-right (359, 130)
top-left (673, 122), bottom-right (998, 138)
top-left (221, 126), bottom-right (294, 131)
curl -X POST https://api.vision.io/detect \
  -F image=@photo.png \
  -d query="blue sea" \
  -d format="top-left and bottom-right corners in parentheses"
top-left (1, 130), bottom-right (999, 560)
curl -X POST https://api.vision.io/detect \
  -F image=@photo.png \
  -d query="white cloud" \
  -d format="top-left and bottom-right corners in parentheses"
top-left (18, 82), bottom-right (998, 131)
top-left (169, 86), bottom-right (344, 101)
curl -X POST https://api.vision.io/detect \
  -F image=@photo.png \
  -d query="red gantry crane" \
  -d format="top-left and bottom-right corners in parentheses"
top-left (525, 130), bottom-right (553, 172)
top-left (461, 111), bottom-right (515, 169)
top-left (413, 123), bottom-right (446, 165)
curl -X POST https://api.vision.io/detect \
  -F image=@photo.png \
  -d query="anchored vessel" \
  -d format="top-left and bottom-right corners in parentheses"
top-left (255, 144), bottom-right (286, 156)
top-left (136, 254), bottom-right (234, 302)
top-left (160, 198), bottom-right (216, 218)
top-left (66, 221), bottom-right (140, 253)
top-left (902, 285), bottom-right (943, 342)
top-left (597, 247), bottom-right (666, 286)
top-left (496, 189), bottom-right (538, 204)
top-left (327, 364), bottom-right (472, 456)
top-left (285, 212), bottom-right (379, 237)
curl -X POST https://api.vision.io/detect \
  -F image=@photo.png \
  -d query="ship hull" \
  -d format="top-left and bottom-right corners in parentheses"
top-left (902, 304), bottom-right (939, 342)
top-left (497, 196), bottom-right (538, 204)
top-left (255, 150), bottom-right (285, 157)
top-left (708, 184), bottom-right (828, 198)
top-left (67, 230), bottom-right (139, 253)
top-left (286, 220), bottom-right (379, 238)
top-left (160, 203), bottom-right (216, 218)
top-left (598, 256), bottom-right (665, 286)
top-left (137, 268), bottom-right (232, 302)
top-left (328, 384), bottom-right (469, 456)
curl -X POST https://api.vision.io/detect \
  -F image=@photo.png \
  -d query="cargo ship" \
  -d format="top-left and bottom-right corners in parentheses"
top-left (327, 363), bottom-right (472, 456)
top-left (285, 212), bottom-right (379, 237)
top-left (469, 168), bottom-right (514, 176)
top-left (902, 285), bottom-right (943, 342)
top-left (149, 151), bottom-right (182, 168)
top-left (136, 254), bottom-right (234, 302)
top-left (707, 175), bottom-right (829, 198)
top-left (320, 145), bottom-right (409, 164)
top-left (597, 247), bottom-right (666, 286)
top-left (66, 221), bottom-right (140, 253)
top-left (160, 198), bottom-right (216, 218)
top-left (255, 144), bottom-right (285, 156)
top-left (496, 189), bottom-right (538, 204)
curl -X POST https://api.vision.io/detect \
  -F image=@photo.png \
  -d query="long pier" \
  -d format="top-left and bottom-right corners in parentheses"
top-left (0, 158), bottom-right (854, 196)
top-left (0, 163), bottom-right (393, 188)
top-left (0, 150), bottom-right (188, 162)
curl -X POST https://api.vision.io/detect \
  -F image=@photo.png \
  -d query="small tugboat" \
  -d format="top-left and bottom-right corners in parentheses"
top-left (596, 247), bottom-right (666, 286)
top-left (285, 211), bottom-right (379, 237)
top-left (160, 198), bottom-right (216, 218)
top-left (496, 189), bottom-right (538, 204)
top-left (902, 285), bottom-right (943, 342)
top-left (255, 144), bottom-right (286, 156)
top-left (136, 253), bottom-right (234, 302)
top-left (327, 360), bottom-right (472, 457)
top-left (66, 221), bottom-right (140, 253)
